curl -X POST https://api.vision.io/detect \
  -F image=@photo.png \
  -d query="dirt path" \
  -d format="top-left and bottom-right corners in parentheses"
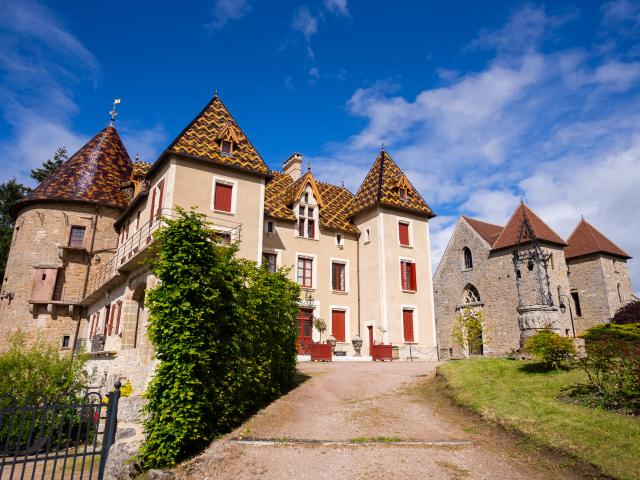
top-left (176, 362), bottom-right (590, 480)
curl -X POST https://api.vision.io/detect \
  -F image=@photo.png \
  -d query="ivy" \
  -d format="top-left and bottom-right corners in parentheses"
top-left (139, 209), bottom-right (300, 468)
top-left (452, 308), bottom-right (487, 354)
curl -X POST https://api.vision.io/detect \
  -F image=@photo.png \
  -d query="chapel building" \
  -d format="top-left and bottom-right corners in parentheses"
top-left (433, 204), bottom-right (633, 359)
top-left (0, 94), bottom-right (439, 391)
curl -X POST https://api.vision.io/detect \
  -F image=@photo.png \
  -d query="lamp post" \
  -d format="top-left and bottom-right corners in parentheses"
top-left (558, 294), bottom-right (576, 338)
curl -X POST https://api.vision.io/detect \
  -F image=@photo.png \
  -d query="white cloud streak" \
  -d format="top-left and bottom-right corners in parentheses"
top-left (206, 0), bottom-right (251, 30)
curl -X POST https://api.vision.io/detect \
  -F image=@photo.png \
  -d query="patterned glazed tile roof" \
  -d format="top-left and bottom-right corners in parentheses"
top-left (565, 219), bottom-right (631, 260)
top-left (492, 203), bottom-right (566, 250)
top-left (131, 161), bottom-right (152, 178)
top-left (348, 151), bottom-right (435, 218)
top-left (13, 126), bottom-right (133, 214)
top-left (265, 171), bottom-right (359, 234)
top-left (462, 217), bottom-right (504, 246)
top-left (167, 95), bottom-right (269, 175)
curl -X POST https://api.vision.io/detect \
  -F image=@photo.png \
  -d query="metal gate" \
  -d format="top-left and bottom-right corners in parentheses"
top-left (0, 382), bottom-right (121, 480)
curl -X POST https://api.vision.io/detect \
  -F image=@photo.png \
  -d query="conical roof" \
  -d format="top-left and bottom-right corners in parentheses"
top-left (12, 125), bottom-right (133, 215)
top-left (565, 219), bottom-right (630, 260)
top-left (492, 203), bottom-right (566, 250)
top-left (167, 95), bottom-right (269, 175)
top-left (348, 150), bottom-right (435, 218)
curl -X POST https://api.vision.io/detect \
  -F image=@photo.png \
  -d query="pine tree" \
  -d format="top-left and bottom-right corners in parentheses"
top-left (30, 147), bottom-right (68, 183)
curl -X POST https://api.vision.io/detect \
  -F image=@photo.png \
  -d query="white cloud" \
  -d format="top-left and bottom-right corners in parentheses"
top-left (206, 0), bottom-right (251, 30)
top-left (324, 0), bottom-right (349, 17)
top-left (292, 6), bottom-right (318, 41)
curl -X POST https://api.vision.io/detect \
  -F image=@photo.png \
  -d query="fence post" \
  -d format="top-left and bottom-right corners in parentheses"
top-left (98, 382), bottom-right (121, 480)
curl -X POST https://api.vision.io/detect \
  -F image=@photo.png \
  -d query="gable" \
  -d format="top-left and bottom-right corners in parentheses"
top-left (492, 203), bottom-right (566, 250)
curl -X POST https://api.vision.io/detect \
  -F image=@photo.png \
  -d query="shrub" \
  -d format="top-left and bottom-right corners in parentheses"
top-left (524, 330), bottom-right (575, 369)
top-left (452, 308), bottom-right (486, 355)
top-left (140, 209), bottom-right (300, 468)
top-left (610, 299), bottom-right (640, 325)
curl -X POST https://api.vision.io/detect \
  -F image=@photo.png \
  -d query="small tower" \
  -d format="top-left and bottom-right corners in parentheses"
top-left (0, 113), bottom-right (133, 352)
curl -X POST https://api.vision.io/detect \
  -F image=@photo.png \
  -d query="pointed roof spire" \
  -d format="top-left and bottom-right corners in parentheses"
top-left (214, 87), bottom-right (219, 98)
top-left (109, 98), bottom-right (121, 126)
top-left (12, 125), bottom-right (133, 216)
top-left (167, 94), bottom-right (269, 175)
top-left (565, 218), bottom-right (631, 260)
top-left (348, 149), bottom-right (435, 218)
top-left (491, 203), bottom-right (566, 250)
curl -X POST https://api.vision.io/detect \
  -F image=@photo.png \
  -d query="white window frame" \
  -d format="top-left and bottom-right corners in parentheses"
top-left (400, 304), bottom-right (419, 343)
top-left (399, 255), bottom-right (417, 293)
top-left (335, 232), bottom-right (343, 246)
top-left (396, 216), bottom-right (414, 248)
top-left (364, 226), bottom-right (371, 244)
top-left (265, 220), bottom-right (275, 234)
top-left (262, 248), bottom-right (281, 272)
top-left (211, 176), bottom-right (238, 215)
top-left (329, 257), bottom-right (350, 293)
top-left (295, 252), bottom-right (317, 289)
top-left (329, 305), bottom-right (350, 343)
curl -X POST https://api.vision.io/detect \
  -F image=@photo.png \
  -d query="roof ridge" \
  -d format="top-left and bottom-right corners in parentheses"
top-left (461, 215), bottom-right (504, 229)
top-left (490, 204), bottom-right (521, 248)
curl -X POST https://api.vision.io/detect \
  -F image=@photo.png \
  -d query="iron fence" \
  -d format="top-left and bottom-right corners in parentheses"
top-left (0, 383), bottom-right (121, 480)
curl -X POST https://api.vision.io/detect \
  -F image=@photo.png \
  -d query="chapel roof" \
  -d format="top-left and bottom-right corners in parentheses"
top-left (491, 203), bottom-right (567, 250)
top-left (462, 217), bottom-right (504, 246)
top-left (12, 125), bottom-right (133, 216)
top-left (348, 150), bottom-right (435, 218)
top-left (166, 94), bottom-right (270, 176)
top-left (264, 171), bottom-right (359, 234)
top-left (565, 219), bottom-right (631, 260)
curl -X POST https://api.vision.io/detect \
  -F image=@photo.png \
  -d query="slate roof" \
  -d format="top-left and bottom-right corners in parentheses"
top-left (348, 150), bottom-right (435, 218)
top-left (12, 126), bottom-right (133, 215)
top-left (462, 217), bottom-right (504, 246)
top-left (565, 219), bottom-right (631, 260)
top-left (492, 203), bottom-right (566, 250)
top-left (265, 171), bottom-right (359, 234)
top-left (167, 94), bottom-right (269, 176)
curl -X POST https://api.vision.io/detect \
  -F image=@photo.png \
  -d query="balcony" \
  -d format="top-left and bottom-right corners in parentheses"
top-left (83, 208), bottom-right (242, 304)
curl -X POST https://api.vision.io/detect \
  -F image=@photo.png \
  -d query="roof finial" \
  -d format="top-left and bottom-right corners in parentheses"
top-left (381, 143), bottom-right (385, 152)
top-left (135, 152), bottom-right (140, 162)
top-left (109, 98), bottom-right (121, 126)
top-left (214, 87), bottom-right (219, 98)
top-left (307, 161), bottom-right (311, 173)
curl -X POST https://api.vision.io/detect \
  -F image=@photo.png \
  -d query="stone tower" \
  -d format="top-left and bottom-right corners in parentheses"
top-left (0, 124), bottom-right (133, 352)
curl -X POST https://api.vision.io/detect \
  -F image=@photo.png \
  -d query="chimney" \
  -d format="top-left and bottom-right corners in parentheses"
top-left (283, 153), bottom-right (303, 180)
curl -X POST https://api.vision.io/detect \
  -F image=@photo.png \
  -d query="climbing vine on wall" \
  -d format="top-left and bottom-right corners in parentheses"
top-left (452, 308), bottom-right (487, 355)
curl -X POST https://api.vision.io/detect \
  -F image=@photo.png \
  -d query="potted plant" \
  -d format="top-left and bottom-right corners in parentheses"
top-left (310, 318), bottom-right (332, 361)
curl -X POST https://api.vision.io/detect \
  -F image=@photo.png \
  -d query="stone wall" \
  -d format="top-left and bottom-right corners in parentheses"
top-left (0, 203), bottom-right (121, 351)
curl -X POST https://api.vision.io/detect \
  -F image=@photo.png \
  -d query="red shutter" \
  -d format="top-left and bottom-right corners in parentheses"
top-left (214, 183), bottom-right (233, 212)
top-left (156, 180), bottom-right (165, 218)
top-left (399, 223), bottom-right (410, 246)
top-left (410, 262), bottom-right (417, 291)
top-left (103, 305), bottom-right (110, 336)
top-left (332, 310), bottom-right (346, 342)
top-left (149, 186), bottom-right (157, 221)
top-left (114, 301), bottom-right (122, 335)
top-left (108, 304), bottom-right (116, 336)
top-left (401, 261), bottom-right (408, 290)
top-left (403, 309), bottom-right (414, 342)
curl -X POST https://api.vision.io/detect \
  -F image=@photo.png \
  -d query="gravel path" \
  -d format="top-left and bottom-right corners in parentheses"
top-left (176, 362), bottom-right (588, 480)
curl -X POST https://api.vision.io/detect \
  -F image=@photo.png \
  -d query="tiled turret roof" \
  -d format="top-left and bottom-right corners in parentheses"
top-left (565, 219), bottom-right (631, 260)
top-left (348, 150), bottom-right (435, 218)
top-left (492, 203), bottom-right (566, 250)
top-left (167, 95), bottom-right (269, 175)
top-left (12, 125), bottom-right (133, 215)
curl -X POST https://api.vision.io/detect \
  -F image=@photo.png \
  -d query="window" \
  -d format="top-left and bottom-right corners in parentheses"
top-left (213, 230), bottom-right (232, 245)
top-left (364, 227), bottom-right (371, 243)
top-left (68, 226), bottom-right (86, 248)
top-left (398, 222), bottom-right (410, 246)
top-left (399, 188), bottom-right (408, 201)
top-left (136, 211), bottom-right (141, 230)
top-left (571, 291), bottom-right (582, 317)
top-left (307, 219), bottom-right (315, 238)
top-left (62, 335), bottom-right (70, 349)
top-left (463, 284), bottom-right (481, 304)
top-left (263, 252), bottom-right (277, 273)
top-left (463, 247), bottom-right (473, 270)
top-left (149, 179), bottom-right (165, 221)
top-left (336, 233), bottom-right (342, 246)
top-left (332, 262), bottom-right (346, 291)
top-left (331, 309), bottom-right (346, 342)
top-left (297, 257), bottom-right (313, 288)
top-left (516, 269), bottom-right (521, 279)
top-left (617, 283), bottom-right (623, 303)
top-left (297, 204), bottom-right (316, 239)
top-left (400, 260), bottom-right (417, 291)
top-left (214, 182), bottom-right (233, 212)
top-left (220, 140), bottom-right (232, 155)
top-left (403, 309), bottom-right (415, 342)
top-left (267, 221), bottom-right (274, 234)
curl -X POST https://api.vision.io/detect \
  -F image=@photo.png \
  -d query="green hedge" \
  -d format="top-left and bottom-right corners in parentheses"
top-left (140, 209), bottom-right (300, 468)
top-left (580, 323), bottom-right (640, 346)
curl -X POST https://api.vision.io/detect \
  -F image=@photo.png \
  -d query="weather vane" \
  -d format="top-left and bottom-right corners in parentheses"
top-left (109, 98), bottom-right (121, 126)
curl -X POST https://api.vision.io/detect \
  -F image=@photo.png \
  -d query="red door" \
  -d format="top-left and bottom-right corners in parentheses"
top-left (296, 308), bottom-right (314, 354)
top-left (403, 309), bottom-right (415, 342)
top-left (331, 310), bottom-right (345, 342)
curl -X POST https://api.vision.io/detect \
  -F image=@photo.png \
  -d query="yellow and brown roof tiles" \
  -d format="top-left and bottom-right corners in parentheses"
top-left (13, 126), bottom-right (133, 214)
top-left (348, 151), bottom-right (435, 218)
top-left (167, 95), bottom-right (269, 175)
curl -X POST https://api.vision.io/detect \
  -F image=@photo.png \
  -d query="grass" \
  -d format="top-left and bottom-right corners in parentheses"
top-left (439, 358), bottom-right (640, 480)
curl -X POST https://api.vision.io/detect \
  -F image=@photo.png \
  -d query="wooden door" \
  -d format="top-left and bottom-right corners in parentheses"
top-left (331, 310), bottom-right (345, 342)
top-left (296, 308), bottom-right (314, 353)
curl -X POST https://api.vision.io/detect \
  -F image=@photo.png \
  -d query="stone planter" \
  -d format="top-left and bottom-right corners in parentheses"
top-left (310, 343), bottom-right (333, 361)
top-left (326, 335), bottom-right (337, 353)
top-left (351, 335), bottom-right (363, 356)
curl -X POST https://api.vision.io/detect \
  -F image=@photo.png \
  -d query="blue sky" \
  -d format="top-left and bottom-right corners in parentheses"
top-left (1, 0), bottom-right (640, 289)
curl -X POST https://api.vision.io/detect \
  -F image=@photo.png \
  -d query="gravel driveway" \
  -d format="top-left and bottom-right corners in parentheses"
top-left (176, 362), bottom-right (591, 480)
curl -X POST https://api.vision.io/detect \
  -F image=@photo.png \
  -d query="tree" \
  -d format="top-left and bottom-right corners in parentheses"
top-left (611, 300), bottom-right (640, 325)
top-left (0, 179), bottom-right (30, 279)
top-left (31, 147), bottom-right (68, 183)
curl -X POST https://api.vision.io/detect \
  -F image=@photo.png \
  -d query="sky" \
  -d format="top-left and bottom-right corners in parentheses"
top-left (1, 0), bottom-right (640, 290)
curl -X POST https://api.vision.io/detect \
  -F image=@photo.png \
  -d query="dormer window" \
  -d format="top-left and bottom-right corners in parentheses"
top-left (220, 140), bottom-right (233, 155)
top-left (399, 188), bottom-right (408, 201)
top-left (296, 192), bottom-right (317, 239)
top-left (216, 122), bottom-right (240, 157)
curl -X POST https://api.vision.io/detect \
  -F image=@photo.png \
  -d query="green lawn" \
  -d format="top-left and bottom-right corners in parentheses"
top-left (438, 358), bottom-right (640, 480)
